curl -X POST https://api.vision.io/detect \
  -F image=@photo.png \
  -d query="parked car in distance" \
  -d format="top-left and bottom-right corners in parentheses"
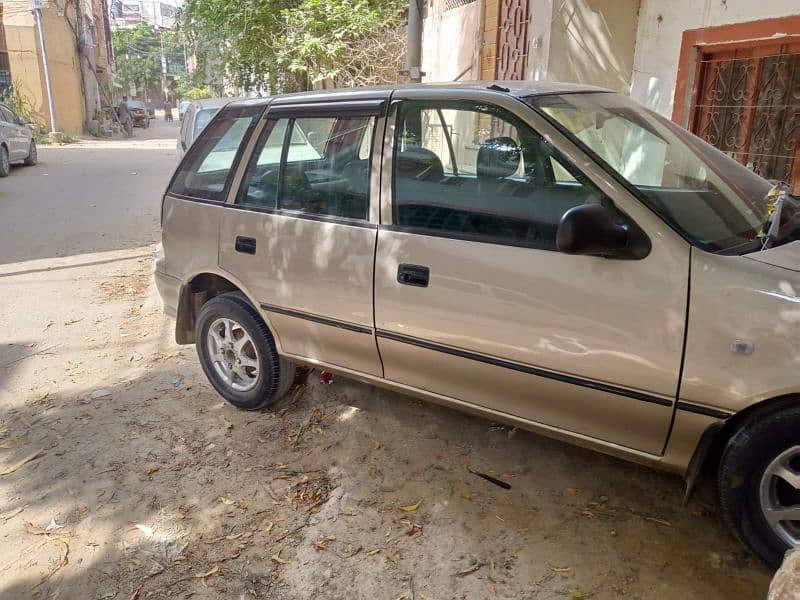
top-left (145, 101), bottom-right (155, 118)
top-left (0, 102), bottom-right (37, 177)
top-left (157, 82), bottom-right (800, 568)
top-left (177, 98), bottom-right (237, 158)
top-left (128, 100), bottom-right (150, 128)
top-left (178, 101), bottom-right (190, 121)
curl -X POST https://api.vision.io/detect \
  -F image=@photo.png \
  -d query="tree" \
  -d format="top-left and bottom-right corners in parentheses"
top-left (181, 0), bottom-right (407, 95)
top-left (112, 24), bottom-right (187, 99)
top-left (112, 24), bottom-right (162, 97)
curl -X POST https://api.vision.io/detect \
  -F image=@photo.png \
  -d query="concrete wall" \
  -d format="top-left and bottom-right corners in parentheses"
top-left (3, 0), bottom-right (85, 133)
top-left (631, 0), bottom-right (800, 117)
top-left (541, 0), bottom-right (640, 93)
top-left (422, 0), bottom-right (482, 82)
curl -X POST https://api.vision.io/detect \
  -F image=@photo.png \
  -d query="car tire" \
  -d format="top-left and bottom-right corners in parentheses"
top-left (195, 292), bottom-right (295, 411)
top-left (23, 140), bottom-right (37, 166)
top-left (718, 401), bottom-right (800, 568)
top-left (0, 145), bottom-right (9, 177)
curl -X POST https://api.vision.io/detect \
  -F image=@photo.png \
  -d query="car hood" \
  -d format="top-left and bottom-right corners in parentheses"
top-left (746, 240), bottom-right (800, 272)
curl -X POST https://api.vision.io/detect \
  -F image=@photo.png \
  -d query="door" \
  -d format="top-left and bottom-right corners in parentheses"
top-left (0, 106), bottom-right (22, 160)
top-left (374, 95), bottom-right (689, 454)
top-left (219, 101), bottom-right (385, 376)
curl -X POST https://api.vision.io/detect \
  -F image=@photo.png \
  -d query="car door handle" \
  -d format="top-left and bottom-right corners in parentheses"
top-left (235, 236), bottom-right (257, 255)
top-left (397, 264), bottom-right (429, 287)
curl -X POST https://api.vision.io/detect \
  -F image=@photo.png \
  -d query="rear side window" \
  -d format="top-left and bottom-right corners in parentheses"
top-left (169, 104), bottom-right (263, 202)
top-left (237, 113), bottom-right (375, 221)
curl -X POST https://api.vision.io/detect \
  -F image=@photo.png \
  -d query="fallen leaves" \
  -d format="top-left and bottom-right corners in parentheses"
top-left (454, 562), bottom-right (482, 577)
top-left (0, 449), bottom-right (45, 477)
top-left (270, 549), bottom-right (289, 564)
top-left (399, 499), bottom-right (422, 512)
top-left (194, 564), bottom-right (219, 584)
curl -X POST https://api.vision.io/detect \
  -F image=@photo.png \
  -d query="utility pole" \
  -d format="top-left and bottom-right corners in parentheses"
top-left (32, 0), bottom-right (57, 133)
top-left (406, 0), bottom-right (423, 82)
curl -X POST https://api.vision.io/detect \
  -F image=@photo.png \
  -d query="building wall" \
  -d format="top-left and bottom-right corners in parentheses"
top-left (539, 0), bottom-right (640, 93)
top-left (422, 0), bottom-right (482, 82)
top-left (631, 0), bottom-right (800, 117)
top-left (3, 0), bottom-right (85, 133)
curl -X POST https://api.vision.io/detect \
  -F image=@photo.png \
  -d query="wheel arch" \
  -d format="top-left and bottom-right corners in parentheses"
top-left (175, 270), bottom-right (282, 351)
top-left (686, 394), bottom-right (800, 500)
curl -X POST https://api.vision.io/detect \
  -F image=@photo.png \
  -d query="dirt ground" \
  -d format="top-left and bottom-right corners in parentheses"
top-left (0, 126), bottom-right (773, 599)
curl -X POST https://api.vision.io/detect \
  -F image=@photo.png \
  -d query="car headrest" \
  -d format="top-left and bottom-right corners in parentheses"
top-left (396, 147), bottom-right (444, 181)
top-left (477, 136), bottom-right (520, 180)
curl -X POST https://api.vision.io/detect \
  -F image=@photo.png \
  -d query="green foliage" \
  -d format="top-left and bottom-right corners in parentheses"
top-left (112, 24), bottom-right (187, 98)
top-left (182, 0), bottom-right (406, 94)
top-left (176, 82), bottom-right (213, 101)
top-left (1, 83), bottom-right (35, 125)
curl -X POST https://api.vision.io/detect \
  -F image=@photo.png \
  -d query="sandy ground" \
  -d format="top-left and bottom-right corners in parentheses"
top-left (0, 121), bottom-right (773, 599)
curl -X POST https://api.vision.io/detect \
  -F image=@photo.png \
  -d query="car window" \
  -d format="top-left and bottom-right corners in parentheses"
top-left (393, 101), bottom-right (605, 250)
top-left (128, 101), bottom-right (144, 109)
top-left (280, 116), bottom-right (374, 220)
top-left (236, 119), bottom-right (289, 208)
top-left (0, 107), bottom-right (15, 123)
top-left (168, 104), bottom-right (264, 201)
top-left (237, 113), bottom-right (374, 221)
top-left (193, 108), bottom-right (219, 140)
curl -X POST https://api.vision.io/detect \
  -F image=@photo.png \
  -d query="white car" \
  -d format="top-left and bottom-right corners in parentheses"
top-left (178, 98), bottom-right (233, 158)
top-left (0, 103), bottom-right (36, 176)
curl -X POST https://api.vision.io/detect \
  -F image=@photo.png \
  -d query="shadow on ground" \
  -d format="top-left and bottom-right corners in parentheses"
top-left (0, 348), bottom-right (772, 599)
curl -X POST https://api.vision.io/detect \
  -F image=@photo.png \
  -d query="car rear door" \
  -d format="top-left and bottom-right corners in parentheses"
top-left (374, 90), bottom-right (690, 455)
top-left (219, 96), bottom-right (388, 376)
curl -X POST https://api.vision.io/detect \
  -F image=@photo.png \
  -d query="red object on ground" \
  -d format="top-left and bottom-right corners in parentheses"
top-left (319, 371), bottom-right (334, 385)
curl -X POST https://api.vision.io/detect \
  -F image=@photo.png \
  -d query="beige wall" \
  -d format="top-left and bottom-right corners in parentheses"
top-left (3, 0), bottom-right (86, 133)
top-left (631, 0), bottom-right (800, 117)
top-left (537, 0), bottom-right (640, 93)
top-left (422, 0), bottom-right (482, 82)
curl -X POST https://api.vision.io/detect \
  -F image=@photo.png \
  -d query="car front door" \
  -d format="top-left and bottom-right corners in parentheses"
top-left (0, 106), bottom-right (23, 160)
top-left (374, 91), bottom-right (690, 455)
top-left (219, 98), bottom-right (387, 376)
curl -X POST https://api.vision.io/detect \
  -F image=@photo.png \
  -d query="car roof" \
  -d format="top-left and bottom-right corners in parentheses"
top-left (191, 97), bottom-right (240, 110)
top-left (226, 81), bottom-right (610, 109)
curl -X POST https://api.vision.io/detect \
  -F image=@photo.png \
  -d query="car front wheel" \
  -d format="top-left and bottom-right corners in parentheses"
top-left (195, 292), bottom-right (295, 410)
top-left (0, 145), bottom-right (9, 177)
top-left (23, 140), bottom-right (37, 166)
top-left (718, 402), bottom-right (800, 568)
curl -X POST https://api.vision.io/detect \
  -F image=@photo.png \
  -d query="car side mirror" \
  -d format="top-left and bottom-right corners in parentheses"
top-left (556, 203), bottom-right (650, 259)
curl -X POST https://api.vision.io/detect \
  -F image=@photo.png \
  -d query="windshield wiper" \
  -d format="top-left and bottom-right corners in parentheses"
top-left (761, 182), bottom-right (793, 250)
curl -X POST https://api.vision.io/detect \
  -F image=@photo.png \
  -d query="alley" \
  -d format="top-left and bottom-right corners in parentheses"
top-left (0, 122), bottom-right (773, 598)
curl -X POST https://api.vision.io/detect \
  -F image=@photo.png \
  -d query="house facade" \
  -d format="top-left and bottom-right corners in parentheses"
top-left (2, 0), bottom-right (116, 134)
top-left (422, 0), bottom-right (800, 191)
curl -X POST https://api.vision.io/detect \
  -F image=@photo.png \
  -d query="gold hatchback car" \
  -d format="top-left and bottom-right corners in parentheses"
top-left (157, 82), bottom-right (800, 567)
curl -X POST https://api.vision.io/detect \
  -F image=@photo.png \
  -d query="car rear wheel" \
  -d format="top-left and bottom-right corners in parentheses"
top-left (23, 140), bottom-right (37, 166)
top-left (0, 145), bottom-right (9, 177)
top-left (718, 402), bottom-right (800, 568)
top-left (195, 292), bottom-right (295, 410)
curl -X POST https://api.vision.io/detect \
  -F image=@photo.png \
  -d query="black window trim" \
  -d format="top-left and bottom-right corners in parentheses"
top-left (389, 98), bottom-right (617, 252)
top-left (165, 103), bottom-right (267, 204)
top-left (233, 108), bottom-right (379, 225)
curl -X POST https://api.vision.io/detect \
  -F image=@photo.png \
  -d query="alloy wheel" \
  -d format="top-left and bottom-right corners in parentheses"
top-left (759, 445), bottom-right (800, 547)
top-left (206, 317), bottom-right (260, 392)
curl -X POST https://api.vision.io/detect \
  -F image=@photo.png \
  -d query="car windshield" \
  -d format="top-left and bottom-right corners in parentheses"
top-left (194, 108), bottom-right (219, 139)
top-left (128, 101), bottom-right (144, 109)
top-left (528, 92), bottom-right (793, 254)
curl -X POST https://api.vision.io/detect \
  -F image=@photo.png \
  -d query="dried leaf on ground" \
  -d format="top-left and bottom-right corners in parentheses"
top-left (643, 516), bottom-right (672, 527)
top-left (271, 549), bottom-right (289, 564)
top-left (219, 415), bottom-right (233, 430)
top-left (219, 496), bottom-right (235, 505)
top-left (399, 499), bottom-right (422, 512)
top-left (0, 449), bottom-right (45, 476)
top-left (454, 562), bottom-right (482, 577)
top-left (195, 564), bottom-right (219, 579)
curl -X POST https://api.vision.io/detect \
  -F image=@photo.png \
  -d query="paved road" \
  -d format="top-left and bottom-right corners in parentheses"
top-left (0, 119), bottom-right (179, 264)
